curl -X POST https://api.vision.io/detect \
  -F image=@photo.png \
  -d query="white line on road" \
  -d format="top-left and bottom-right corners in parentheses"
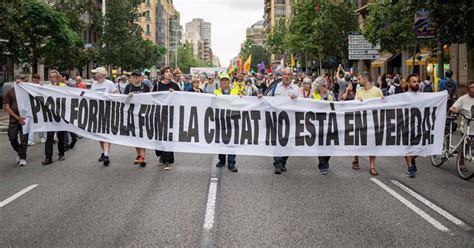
top-left (370, 178), bottom-right (450, 232)
top-left (203, 177), bottom-right (218, 230)
top-left (391, 180), bottom-right (468, 228)
top-left (0, 184), bottom-right (38, 208)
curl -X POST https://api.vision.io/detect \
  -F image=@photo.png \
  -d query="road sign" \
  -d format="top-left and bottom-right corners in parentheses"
top-left (348, 34), bottom-right (380, 60)
top-left (349, 44), bottom-right (380, 50)
top-left (349, 54), bottom-right (381, 60)
top-left (349, 50), bottom-right (381, 55)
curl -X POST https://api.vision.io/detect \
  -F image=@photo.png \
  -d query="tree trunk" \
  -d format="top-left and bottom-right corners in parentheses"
top-left (32, 55), bottom-right (38, 74)
top-left (412, 44), bottom-right (417, 74)
top-left (438, 40), bottom-right (445, 79)
top-left (318, 49), bottom-right (323, 74)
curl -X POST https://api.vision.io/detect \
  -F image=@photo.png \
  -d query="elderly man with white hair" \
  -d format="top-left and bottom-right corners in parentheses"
top-left (90, 67), bottom-right (118, 166)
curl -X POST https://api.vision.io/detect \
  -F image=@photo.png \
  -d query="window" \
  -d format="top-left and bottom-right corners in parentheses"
top-left (275, 6), bottom-right (286, 16)
top-left (146, 24), bottom-right (150, 35)
top-left (146, 10), bottom-right (150, 21)
top-left (275, 0), bottom-right (285, 4)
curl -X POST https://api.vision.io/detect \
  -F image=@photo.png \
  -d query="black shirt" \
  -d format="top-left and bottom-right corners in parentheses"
top-left (153, 81), bottom-right (181, 92)
top-left (124, 82), bottom-right (150, 94)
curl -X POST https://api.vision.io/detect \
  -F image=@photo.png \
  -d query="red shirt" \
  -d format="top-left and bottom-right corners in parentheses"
top-left (76, 82), bottom-right (87, 89)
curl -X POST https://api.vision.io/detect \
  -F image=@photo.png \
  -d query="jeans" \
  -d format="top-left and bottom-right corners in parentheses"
top-left (8, 123), bottom-right (28, 159)
top-left (155, 150), bottom-right (174, 163)
top-left (28, 132), bottom-right (45, 143)
top-left (318, 156), bottom-right (331, 170)
top-left (273, 156), bottom-right (289, 167)
top-left (45, 131), bottom-right (65, 159)
top-left (218, 154), bottom-right (236, 165)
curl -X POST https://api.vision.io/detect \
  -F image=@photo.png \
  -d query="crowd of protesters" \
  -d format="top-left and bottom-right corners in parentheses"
top-left (4, 64), bottom-right (471, 179)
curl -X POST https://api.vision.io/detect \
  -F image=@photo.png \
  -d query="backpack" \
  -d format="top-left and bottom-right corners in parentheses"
top-left (423, 82), bottom-right (433, 92)
top-left (394, 85), bottom-right (403, 94)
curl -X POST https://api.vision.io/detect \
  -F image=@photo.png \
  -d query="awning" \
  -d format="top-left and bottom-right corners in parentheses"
top-left (371, 53), bottom-right (392, 68)
top-left (406, 53), bottom-right (435, 66)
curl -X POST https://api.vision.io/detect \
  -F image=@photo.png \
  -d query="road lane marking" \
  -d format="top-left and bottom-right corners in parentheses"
top-left (0, 184), bottom-right (38, 208)
top-left (203, 177), bottom-right (218, 230)
top-left (391, 180), bottom-right (469, 229)
top-left (370, 178), bottom-right (449, 232)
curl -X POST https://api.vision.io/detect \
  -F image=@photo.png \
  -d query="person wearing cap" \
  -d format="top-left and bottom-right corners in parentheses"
top-left (153, 66), bottom-right (181, 170)
top-left (4, 74), bottom-right (29, 166)
top-left (182, 74), bottom-right (193, 92)
top-left (90, 66), bottom-right (118, 166)
top-left (42, 70), bottom-right (67, 165)
top-left (214, 72), bottom-right (239, 172)
top-left (125, 70), bottom-right (151, 167)
top-left (311, 76), bottom-right (335, 175)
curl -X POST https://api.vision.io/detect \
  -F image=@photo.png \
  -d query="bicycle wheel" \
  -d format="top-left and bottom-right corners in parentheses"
top-left (456, 137), bottom-right (474, 180)
top-left (431, 135), bottom-right (449, 167)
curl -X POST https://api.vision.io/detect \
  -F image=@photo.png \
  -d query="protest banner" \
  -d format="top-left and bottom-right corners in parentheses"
top-left (16, 83), bottom-right (447, 157)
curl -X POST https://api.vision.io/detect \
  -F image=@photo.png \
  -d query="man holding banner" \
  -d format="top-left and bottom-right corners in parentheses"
top-left (404, 73), bottom-right (422, 178)
top-left (214, 73), bottom-right (240, 172)
top-left (90, 67), bottom-right (118, 166)
top-left (270, 67), bottom-right (300, 174)
top-left (42, 70), bottom-right (67, 165)
top-left (354, 72), bottom-right (384, 176)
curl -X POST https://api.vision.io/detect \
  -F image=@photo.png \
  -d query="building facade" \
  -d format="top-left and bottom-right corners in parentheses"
top-left (184, 18), bottom-right (213, 63)
top-left (246, 20), bottom-right (266, 47)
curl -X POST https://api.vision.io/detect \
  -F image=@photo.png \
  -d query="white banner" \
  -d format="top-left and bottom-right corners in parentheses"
top-left (190, 67), bottom-right (226, 76)
top-left (15, 83), bottom-right (447, 157)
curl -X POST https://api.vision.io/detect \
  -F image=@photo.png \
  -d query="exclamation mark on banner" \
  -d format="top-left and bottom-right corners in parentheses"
top-left (169, 106), bottom-right (174, 141)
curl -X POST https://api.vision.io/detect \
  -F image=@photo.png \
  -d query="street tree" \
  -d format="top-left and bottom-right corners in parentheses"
top-left (0, 0), bottom-right (80, 73)
top-left (240, 39), bottom-right (271, 72)
top-left (176, 43), bottom-right (208, 73)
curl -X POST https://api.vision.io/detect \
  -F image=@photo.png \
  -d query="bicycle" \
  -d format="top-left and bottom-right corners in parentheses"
top-left (430, 109), bottom-right (474, 180)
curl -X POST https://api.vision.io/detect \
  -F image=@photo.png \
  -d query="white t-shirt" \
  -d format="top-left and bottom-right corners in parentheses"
top-left (273, 82), bottom-right (300, 97)
top-left (91, 79), bottom-right (117, 94)
top-left (453, 94), bottom-right (474, 134)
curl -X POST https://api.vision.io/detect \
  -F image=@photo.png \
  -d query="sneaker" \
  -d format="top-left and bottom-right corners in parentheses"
top-left (42, 158), bottom-right (53, 166)
top-left (319, 169), bottom-right (328, 175)
top-left (19, 159), bottom-right (27, 166)
top-left (281, 164), bottom-right (287, 172)
top-left (164, 162), bottom-right (171, 170)
top-left (27, 141), bottom-right (35, 146)
top-left (412, 160), bottom-right (417, 173)
top-left (407, 167), bottom-right (416, 178)
top-left (58, 155), bottom-right (65, 161)
top-left (40, 137), bottom-right (46, 143)
top-left (228, 165), bottom-right (238, 172)
top-left (134, 155), bottom-right (141, 164)
top-left (98, 153), bottom-right (105, 162)
top-left (103, 156), bottom-right (110, 166)
top-left (274, 165), bottom-right (282, 175)
top-left (216, 161), bottom-right (225, 168)
top-left (16, 155), bottom-right (20, 165)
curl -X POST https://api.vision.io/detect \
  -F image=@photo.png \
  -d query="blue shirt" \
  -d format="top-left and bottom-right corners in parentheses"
top-left (183, 82), bottom-right (192, 92)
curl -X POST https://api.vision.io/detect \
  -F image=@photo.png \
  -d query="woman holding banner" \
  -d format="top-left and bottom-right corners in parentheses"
top-left (153, 66), bottom-right (181, 170)
top-left (311, 77), bottom-right (334, 175)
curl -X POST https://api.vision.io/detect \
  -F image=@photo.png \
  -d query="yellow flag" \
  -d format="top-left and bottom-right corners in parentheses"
top-left (291, 53), bottom-right (295, 68)
top-left (228, 63), bottom-right (235, 75)
top-left (243, 54), bottom-right (252, 73)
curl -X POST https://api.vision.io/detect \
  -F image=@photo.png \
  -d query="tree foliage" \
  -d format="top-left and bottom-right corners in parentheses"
top-left (265, 0), bottom-right (358, 67)
top-left (176, 42), bottom-right (209, 73)
top-left (240, 39), bottom-right (271, 71)
top-left (0, 0), bottom-right (80, 72)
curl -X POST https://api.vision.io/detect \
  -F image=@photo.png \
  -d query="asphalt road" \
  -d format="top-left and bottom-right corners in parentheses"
top-left (0, 135), bottom-right (473, 247)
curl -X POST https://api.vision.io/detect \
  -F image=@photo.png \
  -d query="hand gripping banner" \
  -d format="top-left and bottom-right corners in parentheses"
top-left (15, 83), bottom-right (447, 157)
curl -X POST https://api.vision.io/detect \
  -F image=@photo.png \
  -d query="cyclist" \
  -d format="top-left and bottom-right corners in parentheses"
top-left (449, 80), bottom-right (474, 172)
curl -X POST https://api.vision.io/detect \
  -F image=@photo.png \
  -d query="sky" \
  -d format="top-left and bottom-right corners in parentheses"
top-left (174, 0), bottom-right (264, 67)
